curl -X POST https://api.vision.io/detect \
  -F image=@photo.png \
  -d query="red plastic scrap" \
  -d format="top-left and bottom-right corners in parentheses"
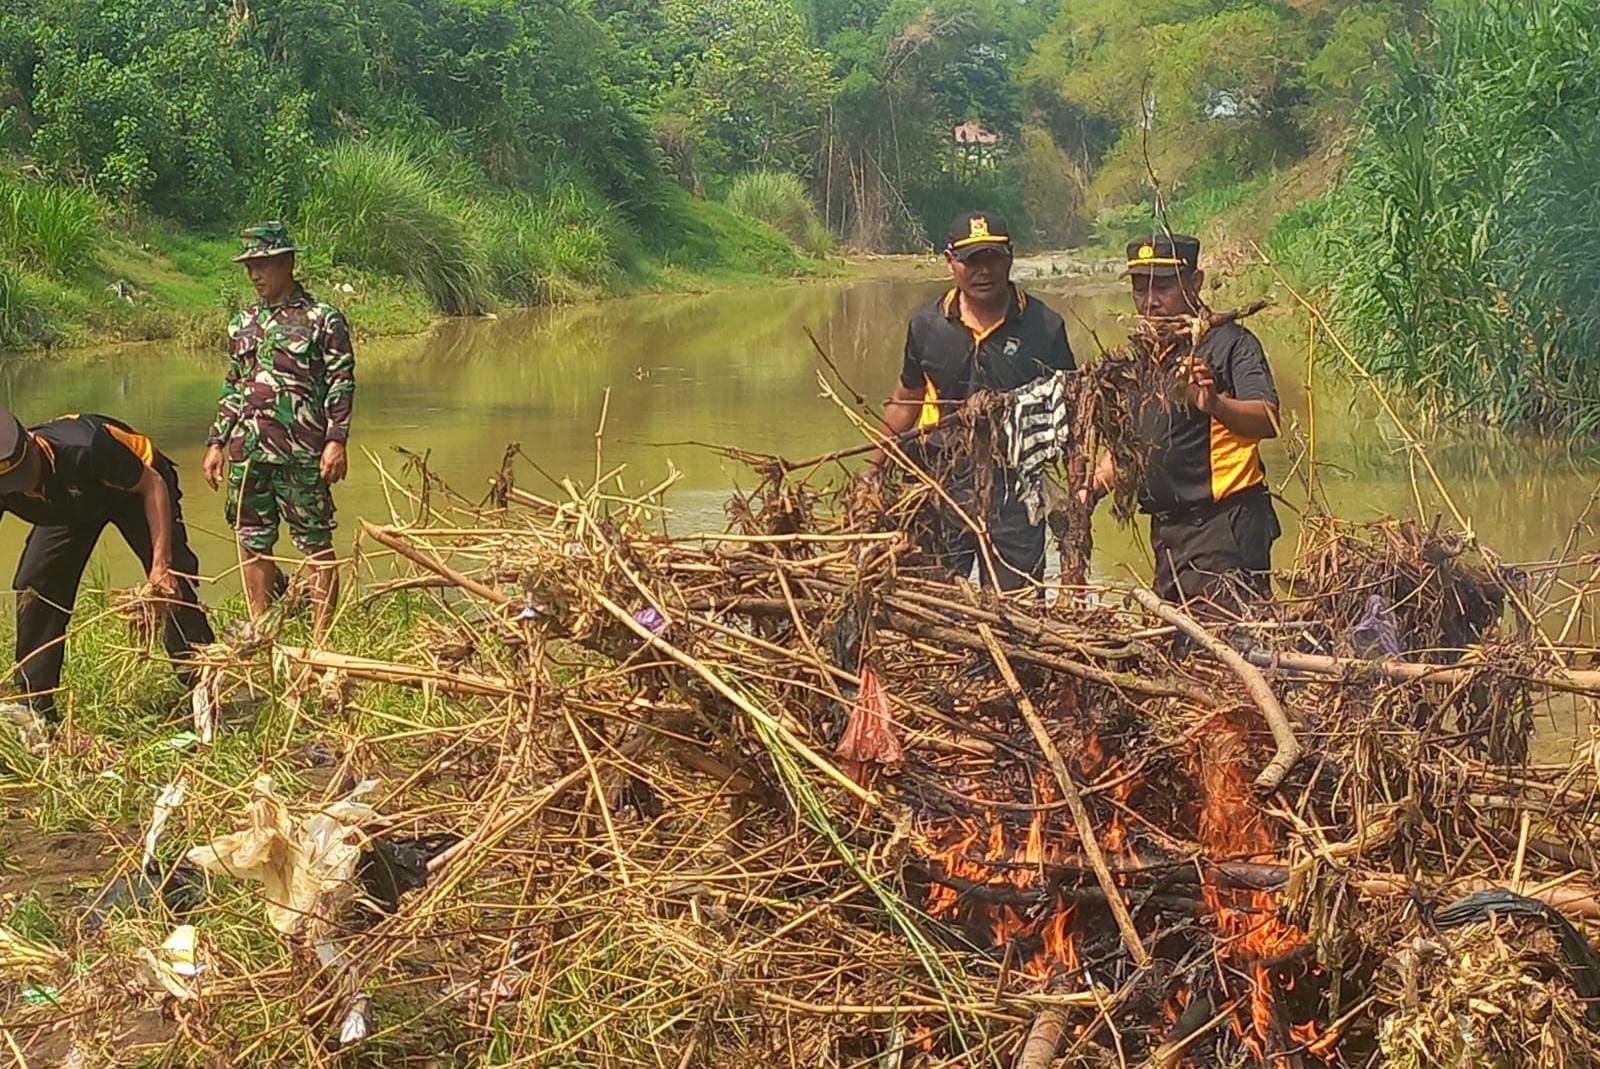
top-left (836, 663), bottom-right (904, 784)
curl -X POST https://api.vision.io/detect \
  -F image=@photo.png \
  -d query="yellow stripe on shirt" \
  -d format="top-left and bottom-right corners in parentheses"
top-left (918, 377), bottom-right (941, 429)
top-left (1208, 417), bottom-right (1265, 501)
top-left (106, 425), bottom-right (155, 466)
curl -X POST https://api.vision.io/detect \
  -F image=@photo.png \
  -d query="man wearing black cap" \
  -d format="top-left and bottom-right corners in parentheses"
top-left (1089, 234), bottom-right (1280, 611)
top-left (0, 410), bottom-right (214, 720)
top-left (868, 211), bottom-right (1075, 590)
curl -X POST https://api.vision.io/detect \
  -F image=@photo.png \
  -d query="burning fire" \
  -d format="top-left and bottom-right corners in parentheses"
top-left (1196, 712), bottom-right (1325, 1065)
top-left (914, 709), bottom-right (1328, 1065)
top-left (918, 733), bottom-right (1136, 982)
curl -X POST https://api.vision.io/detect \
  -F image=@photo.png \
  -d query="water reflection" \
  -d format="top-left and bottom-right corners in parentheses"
top-left (0, 277), bottom-right (1596, 593)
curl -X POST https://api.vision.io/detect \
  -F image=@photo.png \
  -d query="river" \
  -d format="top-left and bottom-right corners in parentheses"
top-left (1, 272), bottom-right (1597, 597)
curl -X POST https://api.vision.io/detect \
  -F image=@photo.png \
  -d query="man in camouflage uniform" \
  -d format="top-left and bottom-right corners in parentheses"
top-left (203, 222), bottom-right (353, 637)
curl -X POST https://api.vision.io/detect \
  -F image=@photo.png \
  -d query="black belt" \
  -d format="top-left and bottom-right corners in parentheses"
top-left (1147, 484), bottom-right (1267, 526)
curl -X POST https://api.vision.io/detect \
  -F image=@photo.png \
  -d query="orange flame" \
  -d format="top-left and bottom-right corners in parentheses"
top-left (1193, 713), bottom-right (1321, 1065)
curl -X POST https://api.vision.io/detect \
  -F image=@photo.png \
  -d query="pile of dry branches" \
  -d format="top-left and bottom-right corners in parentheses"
top-left (6, 441), bottom-right (1591, 1067)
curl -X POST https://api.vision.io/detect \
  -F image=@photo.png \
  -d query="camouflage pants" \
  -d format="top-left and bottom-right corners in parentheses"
top-left (226, 461), bottom-right (335, 554)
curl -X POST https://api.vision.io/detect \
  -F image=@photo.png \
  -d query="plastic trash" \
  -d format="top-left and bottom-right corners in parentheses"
top-left (190, 675), bottom-right (217, 745)
top-left (186, 776), bottom-right (381, 937)
top-left (357, 833), bottom-right (458, 913)
top-left (136, 924), bottom-right (200, 1000)
top-left (339, 992), bottom-right (372, 1045)
top-left (165, 730), bottom-right (200, 751)
top-left (835, 663), bottom-right (904, 786)
top-left (1351, 592), bottom-right (1401, 658)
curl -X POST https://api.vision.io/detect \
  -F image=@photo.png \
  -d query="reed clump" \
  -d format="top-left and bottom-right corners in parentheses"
top-left (1322, 0), bottom-right (1600, 431)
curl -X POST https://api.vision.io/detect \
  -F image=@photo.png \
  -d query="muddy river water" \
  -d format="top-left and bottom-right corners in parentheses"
top-left (4, 273), bottom-right (1596, 588)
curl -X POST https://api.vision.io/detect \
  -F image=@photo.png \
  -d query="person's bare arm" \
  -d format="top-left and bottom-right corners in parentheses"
top-left (868, 382), bottom-right (925, 470)
top-left (1185, 357), bottom-right (1279, 439)
top-left (134, 466), bottom-right (178, 596)
top-left (1078, 452), bottom-right (1117, 506)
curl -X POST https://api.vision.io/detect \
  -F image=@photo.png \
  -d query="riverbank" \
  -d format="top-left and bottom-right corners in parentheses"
top-left (0, 181), bottom-right (838, 356)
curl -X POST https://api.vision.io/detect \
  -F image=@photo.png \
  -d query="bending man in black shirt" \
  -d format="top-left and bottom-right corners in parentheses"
top-left (1088, 235), bottom-right (1281, 612)
top-left (0, 411), bottom-right (215, 720)
top-left (868, 211), bottom-right (1075, 591)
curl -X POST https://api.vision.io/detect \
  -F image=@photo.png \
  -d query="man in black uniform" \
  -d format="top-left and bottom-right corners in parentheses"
top-left (869, 211), bottom-right (1075, 590)
top-left (0, 410), bottom-right (215, 720)
top-left (1089, 234), bottom-right (1280, 611)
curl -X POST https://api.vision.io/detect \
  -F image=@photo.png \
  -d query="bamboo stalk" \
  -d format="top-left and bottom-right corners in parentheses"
top-left (1246, 647), bottom-right (1600, 697)
top-left (276, 645), bottom-right (514, 697)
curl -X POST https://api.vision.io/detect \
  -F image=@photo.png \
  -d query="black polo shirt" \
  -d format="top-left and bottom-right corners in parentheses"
top-left (900, 285), bottom-right (1074, 442)
top-left (1136, 321), bottom-right (1277, 515)
top-left (0, 414), bottom-right (157, 528)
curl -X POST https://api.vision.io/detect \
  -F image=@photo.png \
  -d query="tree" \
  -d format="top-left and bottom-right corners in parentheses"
top-left (662, 0), bottom-right (835, 179)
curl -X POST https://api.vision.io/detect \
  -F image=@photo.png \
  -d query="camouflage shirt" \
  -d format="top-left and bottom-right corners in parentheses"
top-left (208, 286), bottom-right (355, 466)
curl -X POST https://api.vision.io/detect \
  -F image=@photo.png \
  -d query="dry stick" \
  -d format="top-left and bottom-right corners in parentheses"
top-left (589, 587), bottom-right (878, 809)
top-left (976, 622), bottom-right (1149, 966)
top-left (1511, 810), bottom-right (1532, 892)
top-left (361, 522), bottom-right (510, 606)
top-left (1129, 587), bottom-right (1301, 790)
top-left (276, 646), bottom-right (514, 698)
top-left (425, 765), bottom-right (587, 875)
top-left (1144, 996), bottom-right (1247, 1069)
top-left (1014, 1004), bottom-right (1070, 1069)
top-left (562, 704), bottom-right (633, 886)
top-left (1244, 647), bottom-right (1600, 697)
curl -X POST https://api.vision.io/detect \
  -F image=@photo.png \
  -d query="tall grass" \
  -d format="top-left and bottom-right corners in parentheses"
top-left (0, 262), bottom-right (36, 347)
top-left (724, 171), bottom-right (833, 257)
top-left (477, 175), bottom-right (627, 304)
top-left (0, 176), bottom-right (101, 278)
top-left (298, 142), bottom-right (491, 316)
top-left (1321, 0), bottom-right (1600, 431)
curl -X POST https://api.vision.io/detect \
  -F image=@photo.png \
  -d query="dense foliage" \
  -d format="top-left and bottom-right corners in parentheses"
top-left (1322, 0), bottom-right (1600, 430)
top-left (0, 0), bottom-right (659, 224)
top-left (0, 0), bottom-right (1411, 258)
top-left (597, 0), bottom-right (1401, 247)
top-left (0, 0), bottom-right (813, 332)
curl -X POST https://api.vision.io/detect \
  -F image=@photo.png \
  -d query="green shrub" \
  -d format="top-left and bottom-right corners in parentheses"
top-left (299, 142), bottom-right (490, 316)
top-left (477, 178), bottom-right (625, 305)
top-left (1091, 203), bottom-right (1157, 250)
top-left (1166, 175), bottom-right (1272, 236)
top-left (1263, 196), bottom-right (1329, 287)
top-left (1322, 0), bottom-right (1600, 430)
top-left (0, 263), bottom-right (43, 348)
top-left (0, 176), bottom-right (101, 278)
top-left (724, 171), bottom-right (832, 255)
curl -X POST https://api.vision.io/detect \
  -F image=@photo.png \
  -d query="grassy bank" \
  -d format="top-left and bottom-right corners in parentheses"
top-left (0, 152), bottom-right (829, 355)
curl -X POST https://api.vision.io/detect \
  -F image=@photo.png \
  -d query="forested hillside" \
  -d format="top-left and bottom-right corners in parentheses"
top-left (2, 0), bottom-right (1597, 432)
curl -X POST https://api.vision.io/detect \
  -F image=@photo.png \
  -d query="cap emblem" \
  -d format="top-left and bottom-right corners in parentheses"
top-left (969, 216), bottom-right (991, 240)
top-left (1138, 244), bottom-right (1155, 260)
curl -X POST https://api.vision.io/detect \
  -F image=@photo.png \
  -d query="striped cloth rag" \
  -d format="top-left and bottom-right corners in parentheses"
top-left (1003, 371), bottom-right (1072, 525)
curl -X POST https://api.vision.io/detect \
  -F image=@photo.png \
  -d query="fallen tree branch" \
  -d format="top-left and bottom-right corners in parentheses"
top-left (1246, 647), bottom-right (1600, 697)
top-left (276, 646), bottom-right (515, 698)
top-left (1015, 1003), bottom-right (1070, 1069)
top-left (1130, 587), bottom-right (1301, 789)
